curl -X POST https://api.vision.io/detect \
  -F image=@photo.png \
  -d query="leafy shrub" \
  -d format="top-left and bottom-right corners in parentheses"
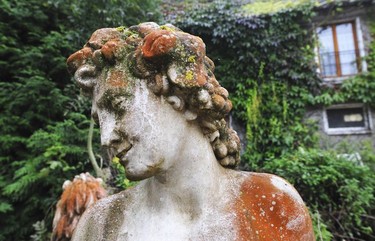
top-left (110, 157), bottom-right (137, 191)
top-left (262, 148), bottom-right (375, 240)
top-left (0, 113), bottom-right (92, 240)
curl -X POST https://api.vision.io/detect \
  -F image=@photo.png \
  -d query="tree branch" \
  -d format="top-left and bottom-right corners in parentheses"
top-left (88, 118), bottom-right (104, 179)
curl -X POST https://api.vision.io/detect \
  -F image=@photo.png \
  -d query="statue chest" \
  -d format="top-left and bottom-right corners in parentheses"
top-left (116, 206), bottom-right (236, 241)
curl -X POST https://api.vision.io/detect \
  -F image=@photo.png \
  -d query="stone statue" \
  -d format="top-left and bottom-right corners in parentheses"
top-left (67, 22), bottom-right (315, 241)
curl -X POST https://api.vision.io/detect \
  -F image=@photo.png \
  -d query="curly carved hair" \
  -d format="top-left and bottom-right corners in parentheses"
top-left (67, 22), bottom-right (240, 168)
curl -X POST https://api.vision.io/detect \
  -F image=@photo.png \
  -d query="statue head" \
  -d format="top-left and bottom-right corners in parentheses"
top-left (67, 23), bottom-right (240, 177)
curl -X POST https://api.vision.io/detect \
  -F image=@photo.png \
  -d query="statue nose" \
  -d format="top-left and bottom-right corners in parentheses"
top-left (99, 114), bottom-right (122, 148)
top-left (101, 130), bottom-right (121, 148)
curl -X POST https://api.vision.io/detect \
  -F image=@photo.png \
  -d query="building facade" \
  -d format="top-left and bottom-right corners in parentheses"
top-left (306, 1), bottom-right (375, 153)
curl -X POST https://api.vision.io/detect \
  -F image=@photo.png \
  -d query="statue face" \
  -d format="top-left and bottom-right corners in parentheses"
top-left (87, 66), bottom-right (190, 181)
top-left (68, 24), bottom-right (241, 173)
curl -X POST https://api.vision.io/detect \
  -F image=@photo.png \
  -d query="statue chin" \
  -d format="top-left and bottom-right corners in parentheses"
top-left (124, 169), bottom-right (157, 181)
top-left (123, 161), bottom-right (163, 181)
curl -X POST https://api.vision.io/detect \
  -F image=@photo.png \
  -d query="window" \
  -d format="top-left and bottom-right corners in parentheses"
top-left (317, 21), bottom-right (361, 78)
top-left (323, 104), bottom-right (372, 135)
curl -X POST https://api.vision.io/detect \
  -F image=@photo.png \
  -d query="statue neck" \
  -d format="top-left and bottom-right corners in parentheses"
top-left (141, 123), bottom-right (226, 215)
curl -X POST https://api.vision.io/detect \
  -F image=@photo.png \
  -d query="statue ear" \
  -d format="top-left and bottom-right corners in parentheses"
top-left (74, 65), bottom-right (97, 94)
top-left (67, 47), bottom-right (97, 94)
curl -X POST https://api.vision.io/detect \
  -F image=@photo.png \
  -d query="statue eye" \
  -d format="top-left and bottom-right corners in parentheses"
top-left (112, 96), bottom-right (126, 110)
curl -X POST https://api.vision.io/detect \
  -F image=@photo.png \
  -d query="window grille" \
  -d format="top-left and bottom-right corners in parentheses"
top-left (317, 21), bottom-right (361, 78)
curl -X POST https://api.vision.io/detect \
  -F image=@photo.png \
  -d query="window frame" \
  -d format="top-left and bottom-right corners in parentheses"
top-left (323, 103), bottom-right (373, 135)
top-left (315, 18), bottom-right (367, 82)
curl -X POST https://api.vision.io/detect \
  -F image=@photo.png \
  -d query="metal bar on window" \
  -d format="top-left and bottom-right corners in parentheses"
top-left (319, 50), bottom-right (359, 78)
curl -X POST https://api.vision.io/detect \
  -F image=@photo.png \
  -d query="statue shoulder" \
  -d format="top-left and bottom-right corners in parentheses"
top-left (71, 190), bottom-right (132, 241)
top-left (234, 172), bottom-right (315, 240)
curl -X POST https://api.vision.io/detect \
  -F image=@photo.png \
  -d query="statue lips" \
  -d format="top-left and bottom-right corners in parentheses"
top-left (116, 143), bottom-right (132, 167)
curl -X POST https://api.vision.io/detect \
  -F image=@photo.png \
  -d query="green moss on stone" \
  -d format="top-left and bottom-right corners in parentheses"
top-left (187, 55), bottom-right (196, 63)
top-left (116, 26), bottom-right (127, 32)
top-left (185, 70), bottom-right (194, 81)
top-left (160, 25), bottom-right (176, 32)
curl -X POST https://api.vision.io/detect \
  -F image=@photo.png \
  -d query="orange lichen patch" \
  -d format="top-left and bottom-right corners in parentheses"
top-left (86, 28), bottom-right (122, 49)
top-left (101, 40), bottom-right (119, 61)
top-left (66, 47), bottom-right (92, 74)
top-left (234, 173), bottom-right (314, 241)
top-left (195, 65), bottom-right (207, 86)
top-left (107, 70), bottom-right (127, 87)
top-left (196, 73), bottom-right (207, 86)
top-left (52, 173), bottom-right (107, 241)
top-left (142, 30), bottom-right (177, 58)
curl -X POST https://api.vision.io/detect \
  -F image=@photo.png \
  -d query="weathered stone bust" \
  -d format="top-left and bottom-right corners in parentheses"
top-left (67, 22), bottom-right (314, 241)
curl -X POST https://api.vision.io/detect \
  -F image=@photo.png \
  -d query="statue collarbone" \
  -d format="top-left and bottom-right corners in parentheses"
top-left (67, 22), bottom-right (315, 241)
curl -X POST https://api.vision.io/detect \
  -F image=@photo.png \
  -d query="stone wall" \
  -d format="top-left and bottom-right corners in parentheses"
top-left (305, 106), bottom-right (375, 151)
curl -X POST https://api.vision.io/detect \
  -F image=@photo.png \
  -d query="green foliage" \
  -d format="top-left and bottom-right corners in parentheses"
top-left (30, 220), bottom-right (50, 241)
top-left (0, 114), bottom-right (91, 240)
top-left (111, 157), bottom-right (137, 191)
top-left (50, 0), bottom-right (161, 47)
top-left (311, 210), bottom-right (334, 241)
top-left (334, 139), bottom-right (375, 172)
top-left (242, 0), bottom-right (315, 15)
top-left (312, 72), bottom-right (375, 107)
top-left (366, 20), bottom-right (375, 71)
top-left (0, 0), bottom-right (161, 240)
top-left (263, 148), bottom-right (375, 240)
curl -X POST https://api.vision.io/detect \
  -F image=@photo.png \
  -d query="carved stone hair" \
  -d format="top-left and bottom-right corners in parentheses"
top-left (67, 22), bottom-right (240, 168)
